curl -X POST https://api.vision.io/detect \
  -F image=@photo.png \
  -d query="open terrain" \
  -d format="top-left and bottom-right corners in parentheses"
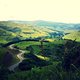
top-left (0, 20), bottom-right (80, 80)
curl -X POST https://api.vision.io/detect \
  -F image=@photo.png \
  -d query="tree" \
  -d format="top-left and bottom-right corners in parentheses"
top-left (62, 40), bottom-right (80, 71)
top-left (40, 38), bottom-right (44, 55)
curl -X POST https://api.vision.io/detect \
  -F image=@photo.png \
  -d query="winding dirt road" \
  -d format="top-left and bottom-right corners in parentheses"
top-left (8, 45), bottom-right (25, 71)
top-left (7, 39), bottom-right (48, 71)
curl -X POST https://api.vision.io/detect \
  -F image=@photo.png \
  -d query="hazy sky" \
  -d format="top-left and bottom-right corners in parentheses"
top-left (0, 0), bottom-right (80, 23)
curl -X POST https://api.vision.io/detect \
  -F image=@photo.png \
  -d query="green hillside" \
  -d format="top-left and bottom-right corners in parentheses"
top-left (0, 21), bottom-right (64, 44)
top-left (0, 21), bottom-right (52, 38)
top-left (63, 30), bottom-right (80, 42)
top-left (0, 28), bottom-right (16, 43)
top-left (0, 21), bottom-right (80, 80)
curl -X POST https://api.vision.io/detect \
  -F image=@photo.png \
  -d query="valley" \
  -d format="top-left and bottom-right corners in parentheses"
top-left (0, 20), bottom-right (80, 80)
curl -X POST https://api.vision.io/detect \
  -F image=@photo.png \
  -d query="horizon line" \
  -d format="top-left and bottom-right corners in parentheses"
top-left (0, 19), bottom-right (80, 24)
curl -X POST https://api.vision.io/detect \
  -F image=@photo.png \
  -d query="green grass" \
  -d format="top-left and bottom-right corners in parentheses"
top-left (14, 39), bottom-right (65, 56)
top-left (14, 41), bottom-right (40, 49)
top-left (0, 37), bottom-right (7, 43)
top-left (63, 30), bottom-right (80, 42)
top-left (7, 64), bottom-right (80, 80)
top-left (14, 41), bottom-right (49, 50)
top-left (0, 21), bottom-right (53, 39)
top-left (31, 45), bottom-right (41, 54)
top-left (0, 28), bottom-right (17, 43)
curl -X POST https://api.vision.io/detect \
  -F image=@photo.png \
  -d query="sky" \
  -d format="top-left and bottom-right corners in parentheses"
top-left (0, 0), bottom-right (80, 23)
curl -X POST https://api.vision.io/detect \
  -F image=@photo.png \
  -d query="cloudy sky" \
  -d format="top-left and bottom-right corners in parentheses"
top-left (0, 0), bottom-right (80, 23)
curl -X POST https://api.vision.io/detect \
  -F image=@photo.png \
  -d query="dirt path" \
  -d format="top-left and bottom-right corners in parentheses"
top-left (8, 45), bottom-right (25, 71)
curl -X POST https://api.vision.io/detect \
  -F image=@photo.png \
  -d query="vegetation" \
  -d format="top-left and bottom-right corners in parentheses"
top-left (0, 47), bottom-right (7, 66)
top-left (0, 21), bottom-right (80, 80)
top-left (63, 30), bottom-right (80, 42)
top-left (7, 64), bottom-right (80, 80)
top-left (6, 39), bottom-right (80, 80)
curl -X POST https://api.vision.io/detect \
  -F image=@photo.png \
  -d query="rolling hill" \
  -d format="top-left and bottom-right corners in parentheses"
top-left (63, 30), bottom-right (80, 42)
top-left (12, 20), bottom-right (80, 30)
top-left (0, 20), bottom-right (80, 80)
top-left (0, 21), bottom-right (64, 43)
top-left (0, 20), bottom-right (80, 44)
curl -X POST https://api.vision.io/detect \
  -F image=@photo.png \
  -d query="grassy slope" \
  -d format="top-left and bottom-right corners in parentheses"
top-left (14, 41), bottom-right (50, 60)
top-left (14, 41), bottom-right (49, 49)
top-left (63, 30), bottom-right (80, 42)
top-left (14, 39), bottom-right (65, 61)
top-left (7, 64), bottom-right (80, 80)
top-left (0, 28), bottom-right (16, 43)
top-left (0, 21), bottom-right (80, 42)
top-left (0, 21), bottom-right (54, 39)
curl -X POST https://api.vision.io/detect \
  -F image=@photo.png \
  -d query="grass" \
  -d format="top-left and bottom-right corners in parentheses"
top-left (7, 64), bottom-right (80, 80)
top-left (63, 30), bottom-right (80, 42)
top-left (0, 21), bottom-right (80, 80)
top-left (0, 38), bottom-right (7, 43)
top-left (0, 21), bottom-right (52, 39)
top-left (14, 41), bottom-right (49, 50)
top-left (46, 38), bottom-right (55, 42)
top-left (1, 39), bottom-right (80, 80)
top-left (14, 41), bottom-right (41, 50)
top-left (35, 54), bottom-right (49, 61)
top-left (0, 29), bottom-right (16, 43)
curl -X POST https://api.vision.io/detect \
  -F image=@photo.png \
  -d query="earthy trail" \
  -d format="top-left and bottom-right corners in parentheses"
top-left (8, 45), bottom-right (25, 71)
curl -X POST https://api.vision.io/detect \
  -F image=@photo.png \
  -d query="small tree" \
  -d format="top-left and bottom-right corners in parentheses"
top-left (40, 38), bottom-right (44, 55)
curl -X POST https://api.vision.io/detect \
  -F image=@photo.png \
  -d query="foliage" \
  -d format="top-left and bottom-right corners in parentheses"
top-left (62, 40), bottom-right (80, 71)
top-left (7, 64), bottom-right (80, 80)
top-left (18, 53), bottom-right (51, 71)
top-left (63, 30), bottom-right (80, 42)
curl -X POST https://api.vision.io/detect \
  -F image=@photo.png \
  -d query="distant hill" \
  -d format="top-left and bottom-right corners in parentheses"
top-left (0, 20), bottom-right (80, 43)
top-left (0, 21), bottom-right (60, 43)
top-left (11, 20), bottom-right (80, 30)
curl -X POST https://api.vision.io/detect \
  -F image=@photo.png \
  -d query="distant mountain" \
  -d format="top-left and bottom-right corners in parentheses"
top-left (10, 20), bottom-right (80, 30)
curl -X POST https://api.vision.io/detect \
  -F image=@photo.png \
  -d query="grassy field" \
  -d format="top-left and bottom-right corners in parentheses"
top-left (14, 41), bottom-right (50, 50)
top-left (63, 30), bottom-right (80, 42)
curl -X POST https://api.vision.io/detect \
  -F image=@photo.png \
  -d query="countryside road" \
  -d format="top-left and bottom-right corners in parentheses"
top-left (8, 45), bottom-right (25, 71)
top-left (7, 39), bottom-right (48, 71)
